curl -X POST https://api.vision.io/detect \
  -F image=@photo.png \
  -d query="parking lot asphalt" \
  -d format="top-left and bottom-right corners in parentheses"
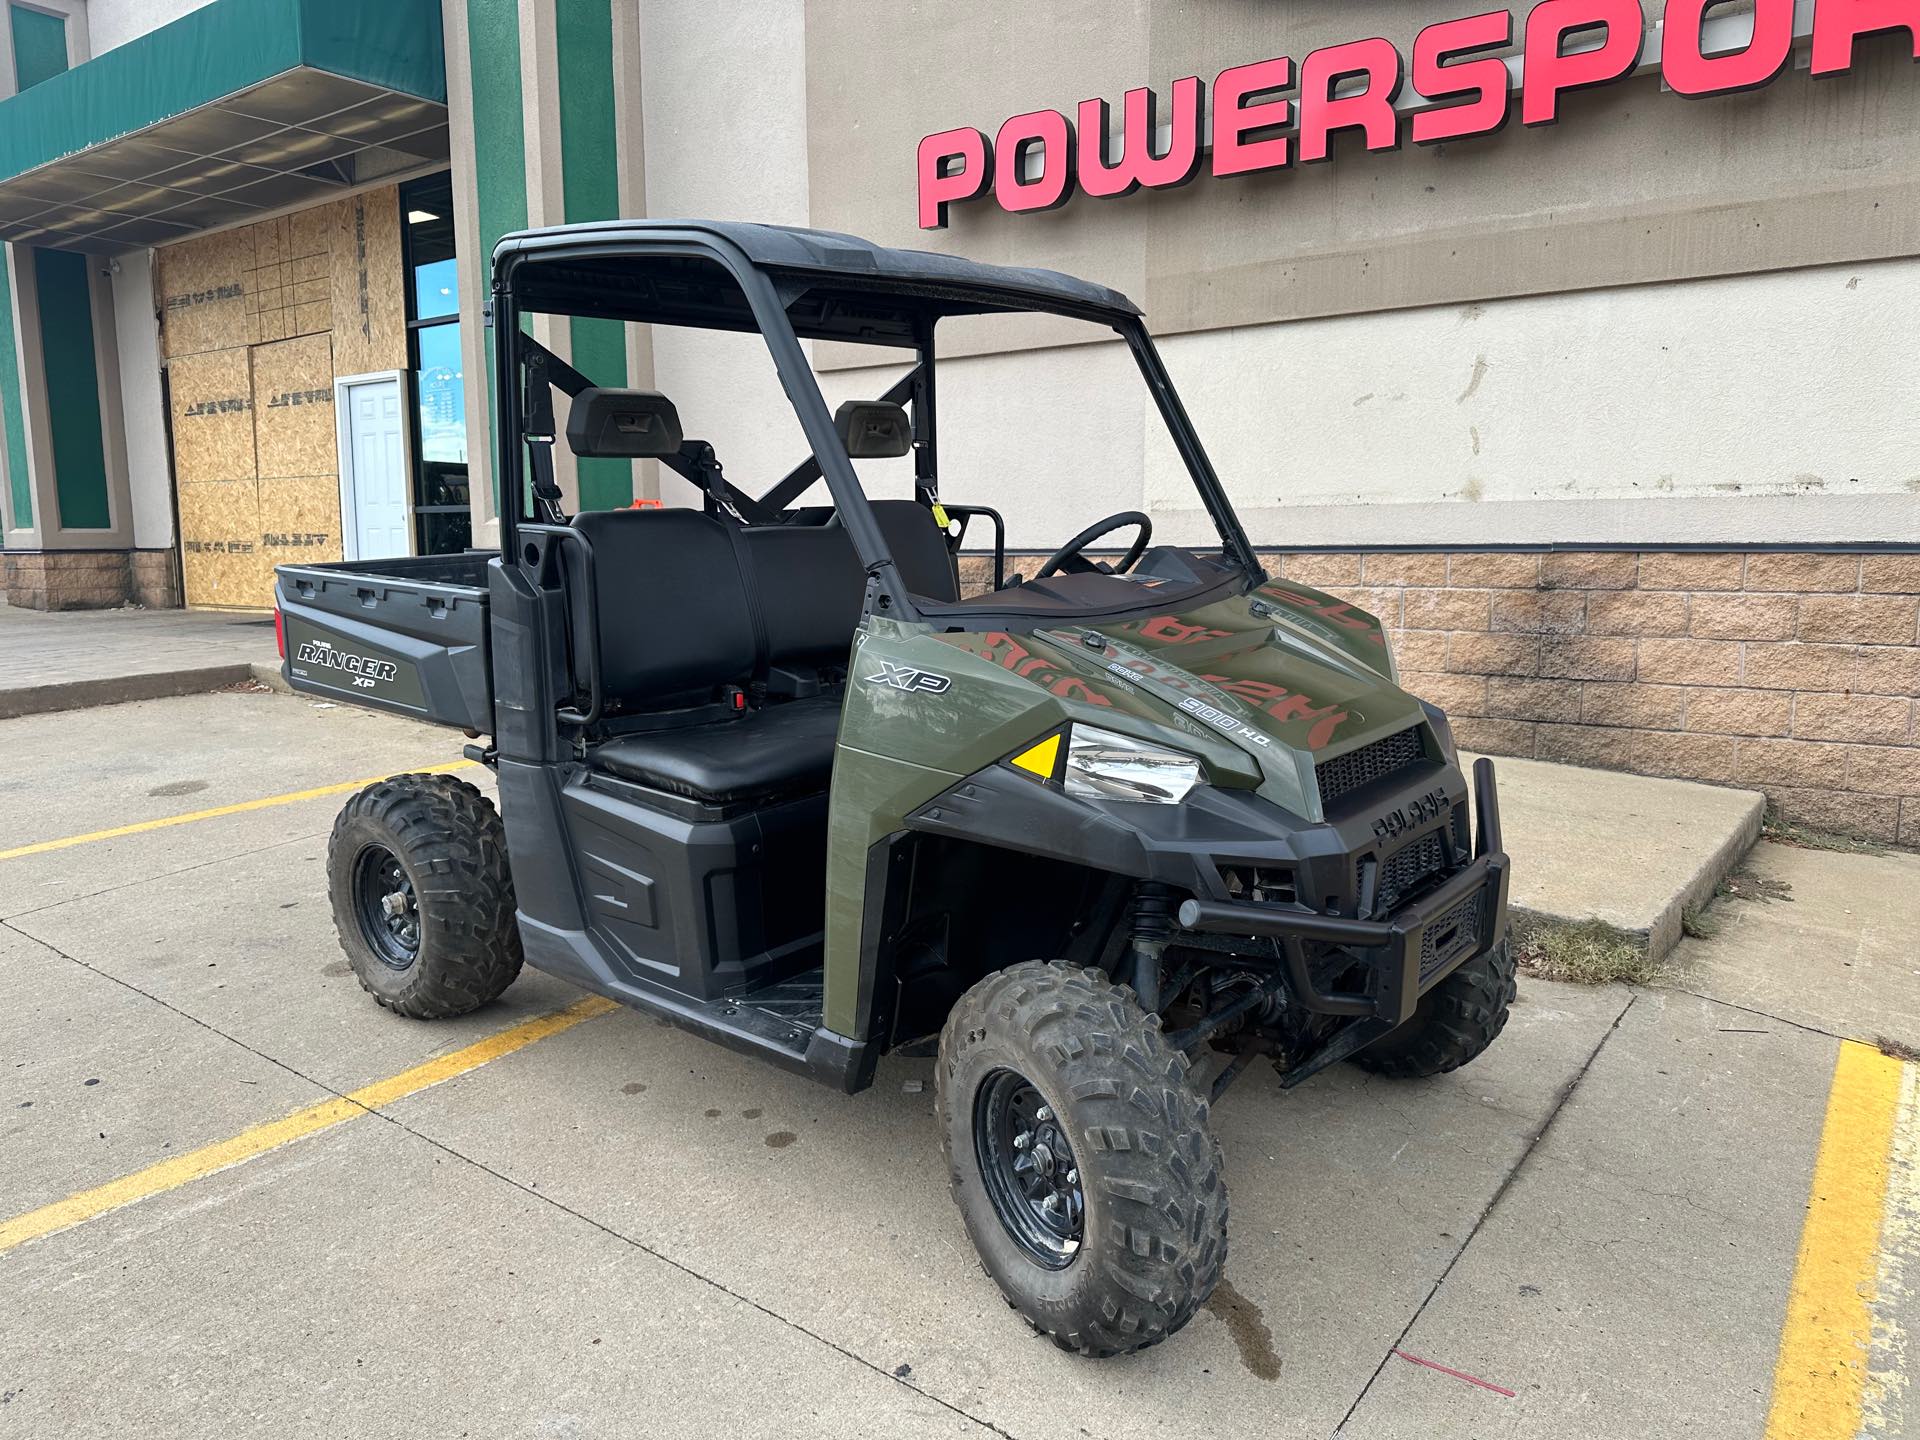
top-left (1, 690), bottom-right (1915, 1439)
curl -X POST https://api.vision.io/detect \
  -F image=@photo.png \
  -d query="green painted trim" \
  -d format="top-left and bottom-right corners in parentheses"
top-left (567, 317), bottom-right (630, 510)
top-left (0, 247), bottom-right (32, 534)
top-left (33, 247), bottom-right (109, 530)
top-left (465, 0), bottom-right (527, 512)
top-left (555, 2), bottom-right (629, 510)
top-left (295, 0), bottom-right (444, 102)
top-left (0, 0), bottom-right (444, 185)
top-left (9, 4), bottom-right (68, 94)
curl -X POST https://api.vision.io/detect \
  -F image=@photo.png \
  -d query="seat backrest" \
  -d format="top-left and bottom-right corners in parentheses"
top-left (562, 499), bottom-right (958, 713)
top-left (569, 508), bottom-right (757, 706)
top-left (740, 524), bottom-right (864, 672)
top-left (868, 499), bottom-right (960, 603)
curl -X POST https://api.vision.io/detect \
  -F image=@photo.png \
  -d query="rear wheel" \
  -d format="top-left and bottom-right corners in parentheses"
top-left (937, 960), bottom-right (1227, 1357)
top-left (1350, 938), bottom-right (1516, 1079)
top-left (326, 773), bottom-right (523, 1019)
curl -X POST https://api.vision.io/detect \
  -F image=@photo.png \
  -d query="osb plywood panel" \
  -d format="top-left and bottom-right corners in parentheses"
top-left (259, 473), bottom-right (341, 570)
top-left (329, 187), bottom-right (406, 377)
top-left (177, 479), bottom-right (267, 608)
top-left (162, 186), bottom-right (409, 607)
top-left (289, 204), bottom-right (333, 261)
top-left (246, 213), bottom-right (331, 344)
top-left (158, 227), bottom-right (254, 359)
top-left (168, 348), bottom-right (256, 484)
top-left (251, 333), bottom-right (336, 481)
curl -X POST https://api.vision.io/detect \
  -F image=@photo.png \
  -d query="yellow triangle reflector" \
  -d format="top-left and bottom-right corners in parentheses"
top-left (1010, 733), bottom-right (1061, 780)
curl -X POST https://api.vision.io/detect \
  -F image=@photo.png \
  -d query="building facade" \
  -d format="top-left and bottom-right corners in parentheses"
top-left (0, 0), bottom-right (1915, 840)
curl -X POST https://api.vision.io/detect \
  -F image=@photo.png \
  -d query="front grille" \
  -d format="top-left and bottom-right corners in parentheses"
top-left (1316, 726), bottom-right (1424, 806)
top-left (1364, 831), bottom-right (1448, 913)
top-left (1419, 891), bottom-right (1484, 982)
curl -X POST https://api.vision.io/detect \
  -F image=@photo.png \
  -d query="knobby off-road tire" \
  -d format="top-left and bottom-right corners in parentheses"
top-left (1350, 938), bottom-right (1517, 1080)
top-left (937, 960), bottom-right (1227, 1357)
top-left (326, 773), bottom-right (523, 1019)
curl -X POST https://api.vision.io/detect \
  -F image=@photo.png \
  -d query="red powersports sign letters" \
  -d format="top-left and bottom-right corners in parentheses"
top-left (917, 0), bottom-right (1918, 228)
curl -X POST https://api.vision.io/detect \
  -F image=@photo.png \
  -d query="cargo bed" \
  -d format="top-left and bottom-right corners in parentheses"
top-left (274, 552), bottom-right (495, 731)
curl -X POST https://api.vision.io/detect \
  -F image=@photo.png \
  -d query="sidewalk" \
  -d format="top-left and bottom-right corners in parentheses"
top-left (0, 600), bottom-right (278, 719)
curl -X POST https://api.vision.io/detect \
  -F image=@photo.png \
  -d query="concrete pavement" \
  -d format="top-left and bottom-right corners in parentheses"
top-left (0, 690), bottom-right (1914, 1438)
top-left (0, 600), bottom-right (276, 719)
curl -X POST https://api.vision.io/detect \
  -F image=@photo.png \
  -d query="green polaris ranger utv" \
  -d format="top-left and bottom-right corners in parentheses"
top-left (275, 220), bottom-right (1512, 1358)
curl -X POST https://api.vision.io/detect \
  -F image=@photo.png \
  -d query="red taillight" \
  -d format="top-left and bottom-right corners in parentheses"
top-left (273, 607), bottom-right (285, 659)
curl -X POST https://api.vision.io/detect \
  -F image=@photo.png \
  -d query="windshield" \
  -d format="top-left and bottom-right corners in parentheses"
top-left (501, 246), bottom-right (1260, 625)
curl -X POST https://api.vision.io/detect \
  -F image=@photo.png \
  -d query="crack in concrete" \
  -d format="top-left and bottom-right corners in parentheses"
top-left (1332, 988), bottom-right (1639, 1437)
top-left (1659, 983), bottom-right (1851, 1044)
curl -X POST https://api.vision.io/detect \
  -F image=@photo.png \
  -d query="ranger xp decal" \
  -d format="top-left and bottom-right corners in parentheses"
top-left (294, 639), bottom-right (399, 688)
top-left (865, 661), bottom-right (953, 694)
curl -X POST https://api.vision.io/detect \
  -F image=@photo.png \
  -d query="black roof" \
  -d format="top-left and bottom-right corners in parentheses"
top-left (494, 218), bottom-right (1142, 319)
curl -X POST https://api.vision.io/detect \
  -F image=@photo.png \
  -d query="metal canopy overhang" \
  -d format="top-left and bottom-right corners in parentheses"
top-left (0, 0), bottom-right (448, 253)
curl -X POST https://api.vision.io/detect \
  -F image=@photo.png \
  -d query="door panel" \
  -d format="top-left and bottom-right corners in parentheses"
top-left (347, 378), bottom-right (408, 559)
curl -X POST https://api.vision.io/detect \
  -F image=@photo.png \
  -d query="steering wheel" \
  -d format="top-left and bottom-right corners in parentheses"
top-left (1033, 511), bottom-right (1154, 580)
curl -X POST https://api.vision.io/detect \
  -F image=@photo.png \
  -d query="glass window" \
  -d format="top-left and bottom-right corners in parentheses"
top-left (400, 171), bottom-right (466, 555)
top-left (10, 5), bottom-right (68, 93)
top-left (404, 175), bottom-right (457, 319)
top-left (414, 322), bottom-right (466, 464)
top-left (413, 256), bottom-right (457, 321)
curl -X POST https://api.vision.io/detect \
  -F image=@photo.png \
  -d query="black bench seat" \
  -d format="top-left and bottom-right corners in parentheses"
top-left (588, 694), bottom-right (843, 804)
top-left (564, 495), bottom-right (957, 807)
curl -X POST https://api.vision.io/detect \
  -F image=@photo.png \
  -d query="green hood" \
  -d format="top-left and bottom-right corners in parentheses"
top-left (934, 579), bottom-right (1430, 819)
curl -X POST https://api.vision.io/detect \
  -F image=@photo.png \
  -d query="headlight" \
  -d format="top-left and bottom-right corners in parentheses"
top-left (1063, 724), bottom-right (1203, 804)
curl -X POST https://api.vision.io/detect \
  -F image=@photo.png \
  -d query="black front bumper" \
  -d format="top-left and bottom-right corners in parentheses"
top-left (1175, 758), bottom-right (1511, 1028)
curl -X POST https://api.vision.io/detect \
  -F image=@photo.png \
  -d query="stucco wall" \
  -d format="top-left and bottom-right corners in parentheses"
top-left (789, 0), bottom-right (1920, 550)
top-left (812, 257), bottom-right (1920, 550)
top-left (84, 0), bottom-right (216, 54)
top-left (110, 251), bottom-right (172, 549)
top-left (637, 0), bottom-right (810, 506)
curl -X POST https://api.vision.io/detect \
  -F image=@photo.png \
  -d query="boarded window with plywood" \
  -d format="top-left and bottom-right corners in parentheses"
top-left (158, 186), bottom-right (408, 608)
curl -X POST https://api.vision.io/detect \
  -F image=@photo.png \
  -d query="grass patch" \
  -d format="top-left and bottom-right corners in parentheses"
top-left (1514, 918), bottom-right (1662, 986)
top-left (1763, 809), bottom-right (1887, 857)
top-left (1680, 904), bottom-right (1722, 940)
top-left (1716, 869), bottom-right (1794, 904)
top-left (1876, 1035), bottom-right (1920, 1065)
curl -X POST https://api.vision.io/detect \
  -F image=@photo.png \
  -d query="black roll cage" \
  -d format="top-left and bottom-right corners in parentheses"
top-left (490, 225), bottom-right (1264, 625)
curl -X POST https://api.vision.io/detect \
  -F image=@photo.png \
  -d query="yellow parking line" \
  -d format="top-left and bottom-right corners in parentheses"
top-left (0, 994), bottom-right (618, 1256)
top-left (0, 760), bottom-right (476, 862)
top-left (1763, 1040), bottom-right (1907, 1440)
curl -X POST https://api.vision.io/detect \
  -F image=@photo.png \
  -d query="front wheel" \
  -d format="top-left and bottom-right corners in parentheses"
top-left (326, 773), bottom-right (523, 1019)
top-left (1350, 938), bottom-right (1517, 1080)
top-left (936, 960), bottom-right (1227, 1357)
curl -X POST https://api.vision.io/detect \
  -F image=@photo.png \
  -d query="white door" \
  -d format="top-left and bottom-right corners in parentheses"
top-left (346, 378), bottom-right (408, 559)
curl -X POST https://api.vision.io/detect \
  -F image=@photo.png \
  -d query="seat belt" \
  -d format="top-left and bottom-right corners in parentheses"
top-left (718, 520), bottom-right (771, 704)
top-left (522, 350), bottom-right (567, 525)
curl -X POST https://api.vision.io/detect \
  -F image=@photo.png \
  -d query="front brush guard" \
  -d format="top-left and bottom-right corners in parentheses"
top-left (1175, 758), bottom-right (1510, 1031)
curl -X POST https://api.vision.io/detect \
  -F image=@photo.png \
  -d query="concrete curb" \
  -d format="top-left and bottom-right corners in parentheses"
top-left (249, 661), bottom-right (294, 695)
top-left (0, 664), bottom-right (257, 721)
top-left (1649, 793), bottom-right (1766, 957)
top-left (1464, 751), bottom-right (1766, 964)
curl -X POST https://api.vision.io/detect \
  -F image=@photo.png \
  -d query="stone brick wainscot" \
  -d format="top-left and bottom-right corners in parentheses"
top-left (1267, 549), bottom-right (1920, 847)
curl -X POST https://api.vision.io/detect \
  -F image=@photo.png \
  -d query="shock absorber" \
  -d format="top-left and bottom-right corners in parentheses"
top-left (1128, 884), bottom-right (1177, 1013)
